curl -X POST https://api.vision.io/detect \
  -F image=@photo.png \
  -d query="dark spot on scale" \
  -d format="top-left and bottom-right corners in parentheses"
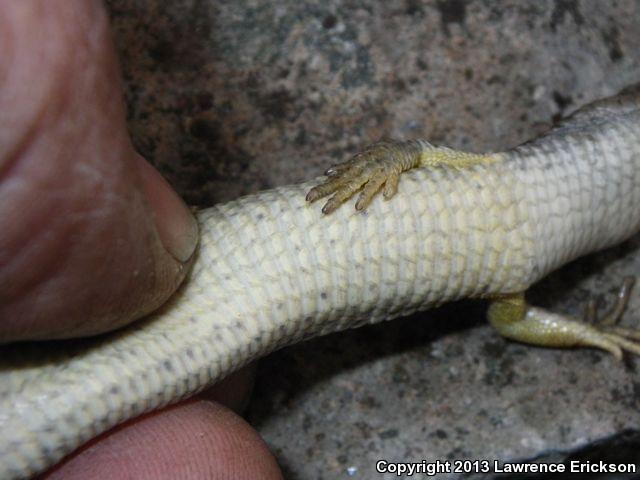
top-left (277, 303), bottom-right (284, 310)
top-left (189, 316), bottom-right (197, 323)
top-left (186, 348), bottom-right (195, 359)
top-left (163, 360), bottom-right (174, 372)
top-left (320, 292), bottom-right (328, 299)
top-left (110, 386), bottom-right (120, 395)
top-left (304, 316), bottom-right (313, 323)
top-left (257, 213), bottom-right (264, 220)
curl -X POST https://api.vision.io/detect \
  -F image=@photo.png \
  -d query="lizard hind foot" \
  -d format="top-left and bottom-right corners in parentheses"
top-left (305, 140), bottom-right (424, 214)
top-left (488, 277), bottom-right (640, 360)
top-left (306, 140), bottom-right (499, 214)
top-left (586, 276), bottom-right (635, 326)
top-left (589, 277), bottom-right (640, 349)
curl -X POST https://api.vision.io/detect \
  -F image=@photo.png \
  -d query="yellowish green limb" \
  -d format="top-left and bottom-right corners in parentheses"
top-left (487, 277), bottom-right (640, 360)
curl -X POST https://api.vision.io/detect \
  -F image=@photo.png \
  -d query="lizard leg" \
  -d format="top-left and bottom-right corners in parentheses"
top-left (487, 278), bottom-right (640, 360)
top-left (306, 139), bottom-right (497, 214)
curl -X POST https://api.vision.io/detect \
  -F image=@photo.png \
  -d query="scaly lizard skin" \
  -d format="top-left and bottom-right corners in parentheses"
top-left (2, 85), bottom-right (640, 478)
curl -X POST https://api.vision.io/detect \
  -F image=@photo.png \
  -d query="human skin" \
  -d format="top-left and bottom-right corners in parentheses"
top-left (0, 1), bottom-right (282, 478)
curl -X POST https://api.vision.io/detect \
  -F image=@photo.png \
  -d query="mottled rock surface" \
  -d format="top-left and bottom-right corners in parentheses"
top-left (106, 0), bottom-right (640, 478)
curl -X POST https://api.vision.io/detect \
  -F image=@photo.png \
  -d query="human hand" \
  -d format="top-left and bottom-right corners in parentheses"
top-left (0, 1), bottom-right (281, 478)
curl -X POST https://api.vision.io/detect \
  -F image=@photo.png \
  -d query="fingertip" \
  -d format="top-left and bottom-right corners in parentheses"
top-left (135, 156), bottom-right (198, 264)
top-left (43, 400), bottom-right (283, 480)
top-left (0, 1), bottom-right (197, 341)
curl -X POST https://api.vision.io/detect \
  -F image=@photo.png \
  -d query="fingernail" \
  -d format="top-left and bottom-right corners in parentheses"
top-left (135, 155), bottom-right (198, 263)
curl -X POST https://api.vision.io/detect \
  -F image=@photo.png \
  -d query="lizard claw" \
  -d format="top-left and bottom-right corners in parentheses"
top-left (580, 276), bottom-right (640, 357)
top-left (584, 277), bottom-right (635, 326)
top-left (590, 277), bottom-right (640, 346)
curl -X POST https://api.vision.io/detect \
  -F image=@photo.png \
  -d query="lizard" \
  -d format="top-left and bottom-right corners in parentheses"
top-left (1, 84), bottom-right (640, 478)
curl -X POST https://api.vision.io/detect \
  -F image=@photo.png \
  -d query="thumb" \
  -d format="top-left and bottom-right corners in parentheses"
top-left (0, 1), bottom-right (198, 342)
